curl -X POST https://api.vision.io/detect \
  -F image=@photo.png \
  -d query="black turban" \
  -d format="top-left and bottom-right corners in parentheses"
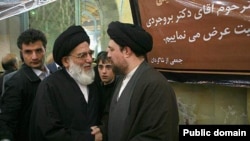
top-left (53, 25), bottom-right (90, 66)
top-left (107, 21), bottom-right (153, 55)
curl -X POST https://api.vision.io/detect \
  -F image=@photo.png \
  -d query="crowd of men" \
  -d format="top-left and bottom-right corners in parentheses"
top-left (0, 21), bottom-right (179, 141)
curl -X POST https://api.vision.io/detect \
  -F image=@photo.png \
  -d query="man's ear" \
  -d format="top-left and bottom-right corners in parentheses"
top-left (123, 46), bottom-right (132, 57)
top-left (62, 57), bottom-right (69, 68)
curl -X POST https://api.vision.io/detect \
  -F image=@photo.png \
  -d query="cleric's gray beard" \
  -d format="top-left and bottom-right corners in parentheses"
top-left (68, 59), bottom-right (95, 85)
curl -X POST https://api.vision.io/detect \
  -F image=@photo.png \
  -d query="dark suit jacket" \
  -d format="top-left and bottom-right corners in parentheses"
top-left (0, 64), bottom-right (42, 141)
top-left (1, 71), bottom-right (17, 96)
top-left (0, 69), bottom-right (17, 96)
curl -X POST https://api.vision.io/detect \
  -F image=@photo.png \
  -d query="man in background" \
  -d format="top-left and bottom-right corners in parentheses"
top-left (0, 53), bottom-right (19, 95)
top-left (0, 28), bottom-right (49, 141)
top-left (95, 51), bottom-right (119, 141)
top-left (95, 51), bottom-right (117, 114)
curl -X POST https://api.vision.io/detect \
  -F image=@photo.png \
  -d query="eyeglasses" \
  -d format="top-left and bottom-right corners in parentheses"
top-left (69, 50), bottom-right (94, 60)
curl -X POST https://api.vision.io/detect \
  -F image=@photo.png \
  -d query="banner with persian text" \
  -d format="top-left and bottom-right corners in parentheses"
top-left (134, 0), bottom-right (250, 74)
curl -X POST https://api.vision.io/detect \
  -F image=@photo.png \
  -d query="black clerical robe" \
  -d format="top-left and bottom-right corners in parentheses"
top-left (108, 61), bottom-right (179, 141)
top-left (29, 69), bottom-right (101, 141)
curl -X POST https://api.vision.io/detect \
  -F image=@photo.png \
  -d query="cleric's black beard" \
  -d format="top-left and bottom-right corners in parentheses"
top-left (112, 65), bottom-right (125, 75)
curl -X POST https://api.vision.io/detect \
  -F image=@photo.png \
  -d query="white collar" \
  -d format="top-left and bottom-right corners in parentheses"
top-left (32, 65), bottom-right (50, 80)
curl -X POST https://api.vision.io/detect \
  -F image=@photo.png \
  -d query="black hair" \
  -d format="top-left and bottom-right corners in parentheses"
top-left (2, 57), bottom-right (17, 70)
top-left (95, 51), bottom-right (110, 64)
top-left (17, 28), bottom-right (47, 49)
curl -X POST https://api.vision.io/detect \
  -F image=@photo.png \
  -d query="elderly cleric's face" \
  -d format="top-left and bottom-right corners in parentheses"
top-left (66, 42), bottom-right (95, 85)
top-left (107, 39), bottom-right (128, 75)
top-left (68, 42), bottom-right (93, 70)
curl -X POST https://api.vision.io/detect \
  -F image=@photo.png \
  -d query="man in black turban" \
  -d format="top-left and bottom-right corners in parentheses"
top-left (53, 25), bottom-right (90, 67)
top-left (30, 25), bottom-right (103, 141)
top-left (105, 21), bottom-right (179, 141)
top-left (107, 21), bottom-right (153, 56)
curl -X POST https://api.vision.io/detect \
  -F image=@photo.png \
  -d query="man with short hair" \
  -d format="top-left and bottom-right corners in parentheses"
top-left (0, 28), bottom-right (49, 141)
top-left (0, 53), bottom-right (19, 95)
top-left (95, 51), bottom-right (119, 141)
top-left (0, 53), bottom-right (19, 74)
top-left (95, 51), bottom-right (117, 113)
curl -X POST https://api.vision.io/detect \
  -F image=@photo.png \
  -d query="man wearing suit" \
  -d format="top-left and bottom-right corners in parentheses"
top-left (0, 28), bottom-right (49, 141)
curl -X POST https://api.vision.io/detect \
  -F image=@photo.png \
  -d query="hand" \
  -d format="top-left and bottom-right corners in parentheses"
top-left (91, 126), bottom-right (102, 141)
